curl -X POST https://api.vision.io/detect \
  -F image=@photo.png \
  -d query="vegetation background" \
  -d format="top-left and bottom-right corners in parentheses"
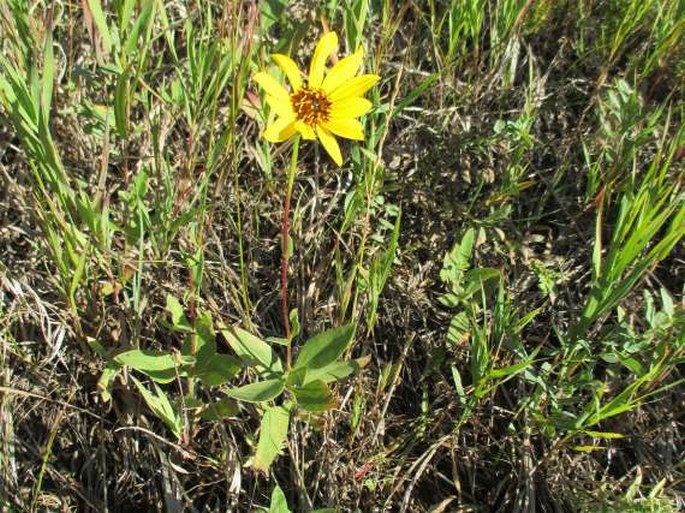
top-left (1, 0), bottom-right (683, 511)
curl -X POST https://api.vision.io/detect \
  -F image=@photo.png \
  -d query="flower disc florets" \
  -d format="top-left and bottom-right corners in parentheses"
top-left (291, 86), bottom-right (331, 126)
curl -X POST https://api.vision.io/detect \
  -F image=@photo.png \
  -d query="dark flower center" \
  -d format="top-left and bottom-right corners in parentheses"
top-left (290, 86), bottom-right (331, 126)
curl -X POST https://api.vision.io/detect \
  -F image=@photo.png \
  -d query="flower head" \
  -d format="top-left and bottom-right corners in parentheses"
top-left (254, 31), bottom-right (380, 166)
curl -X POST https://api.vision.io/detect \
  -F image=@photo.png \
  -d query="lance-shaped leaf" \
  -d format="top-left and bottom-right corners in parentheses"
top-left (114, 349), bottom-right (180, 371)
top-left (165, 294), bottom-right (192, 331)
top-left (293, 324), bottom-right (355, 372)
top-left (269, 482), bottom-right (291, 513)
top-left (254, 406), bottom-right (290, 474)
top-left (293, 380), bottom-right (336, 412)
top-left (131, 376), bottom-right (182, 439)
top-left (185, 311), bottom-right (218, 362)
top-left (195, 354), bottom-right (241, 386)
top-left (226, 378), bottom-right (285, 403)
top-left (220, 324), bottom-right (283, 375)
top-left (303, 356), bottom-right (370, 385)
top-left (114, 349), bottom-right (192, 383)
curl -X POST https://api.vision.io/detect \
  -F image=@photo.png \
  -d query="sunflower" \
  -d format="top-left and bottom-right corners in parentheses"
top-left (254, 31), bottom-right (380, 166)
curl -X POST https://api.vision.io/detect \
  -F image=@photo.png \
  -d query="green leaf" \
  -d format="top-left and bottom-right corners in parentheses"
top-left (260, 0), bottom-right (287, 32)
top-left (289, 309), bottom-right (300, 339)
top-left (200, 398), bottom-right (239, 420)
top-left (114, 69), bottom-right (129, 139)
top-left (266, 336), bottom-right (289, 347)
top-left (155, 0), bottom-right (177, 62)
top-left (285, 366), bottom-right (307, 388)
top-left (390, 73), bottom-right (439, 120)
top-left (450, 365), bottom-right (466, 405)
top-left (584, 430), bottom-right (625, 439)
top-left (195, 354), bottom-right (241, 386)
top-left (40, 33), bottom-right (54, 121)
top-left (226, 379), bottom-right (285, 403)
top-left (461, 268), bottom-right (500, 300)
top-left (114, 349), bottom-right (191, 383)
top-left (87, 337), bottom-right (108, 359)
top-left (293, 380), bottom-right (335, 412)
top-left (366, 209), bottom-right (401, 330)
top-left (166, 295), bottom-right (191, 331)
top-left (220, 324), bottom-right (283, 375)
top-left (620, 356), bottom-right (644, 375)
top-left (123, 0), bottom-right (155, 57)
top-left (114, 349), bottom-right (189, 371)
top-left (192, 311), bottom-right (217, 364)
top-left (68, 250), bottom-right (87, 306)
top-left (447, 311), bottom-right (470, 346)
top-left (97, 363), bottom-right (120, 402)
top-left (489, 358), bottom-right (536, 379)
top-left (471, 327), bottom-right (489, 394)
top-left (303, 356), bottom-right (369, 384)
top-left (86, 0), bottom-right (114, 52)
top-left (440, 228), bottom-right (475, 286)
top-left (293, 324), bottom-right (355, 371)
top-left (660, 287), bottom-right (674, 316)
top-left (573, 445), bottom-right (605, 452)
top-left (131, 376), bottom-right (182, 439)
top-left (269, 482), bottom-right (291, 513)
top-left (254, 405), bottom-right (290, 474)
top-left (146, 368), bottom-right (181, 384)
top-left (118, 0), bottom-right (137, 34)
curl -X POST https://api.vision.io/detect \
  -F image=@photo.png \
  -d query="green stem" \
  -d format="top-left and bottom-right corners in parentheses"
top-left (282, 136), bottom-right (300, 368)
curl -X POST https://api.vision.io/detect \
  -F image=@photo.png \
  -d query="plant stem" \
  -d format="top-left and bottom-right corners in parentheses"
top-left (282, 136), bottom-right (300, 367)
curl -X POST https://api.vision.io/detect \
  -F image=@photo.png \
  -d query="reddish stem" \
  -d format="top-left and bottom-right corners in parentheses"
top-left (281, 187), bottom-right (292, 341)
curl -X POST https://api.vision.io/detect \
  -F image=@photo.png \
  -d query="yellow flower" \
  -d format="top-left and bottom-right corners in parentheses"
top-left (254, 31), bottom-right (380, 166)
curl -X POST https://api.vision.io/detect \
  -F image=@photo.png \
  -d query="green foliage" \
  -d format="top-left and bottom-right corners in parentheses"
top-left (292, 324), bottom-right (355, 372)
top-left (131, 376), bottom-right (183, 439)
top-left (221, 325), bottom-right (284, 376)
top-left (226, 379), bottom-right (286, 403)
top-left (113, 349), bottom-right (190, 383)
top-left (254, 406), bottom-right (290, 475)
top-left (291, 380), bottom-right (336, 412)
top-left (99, 293), bottom-right (362, 464)
top-left (260, 481), bottom-right (336, 512)
top-left (571, 121), bottom-right (685, 341)
top-left (223, 322), bottom-right (359, 470)
top-left (440, 229), bottom-right (541, 403)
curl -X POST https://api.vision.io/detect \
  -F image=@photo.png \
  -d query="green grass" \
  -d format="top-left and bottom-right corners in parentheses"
top-left (1, 0), bottom-right (683, 511)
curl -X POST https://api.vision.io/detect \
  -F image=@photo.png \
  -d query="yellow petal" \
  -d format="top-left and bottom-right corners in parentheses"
top-left (264, 94), bottom-right (294, 118)
top-left (272, 53), bottom-right (302, 91)
top-left (254, 72), bottom-right (290, 103)
top-left (264, 117), bottom-right (296, 142)
top-left (329, 74), bottom-right (380, 102)
top-left (308, 31), bottom-right (338, 89)
top-left (322, 47), bottom-right (364, 94)
top-left (295, 121), bottom-right (316, 140)
top-left (330, 97), bottom-right (372, 119)
top-left (316, 125), bottom-right (343, 166)
top-left (323, 118), bottom-right (365, 140)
